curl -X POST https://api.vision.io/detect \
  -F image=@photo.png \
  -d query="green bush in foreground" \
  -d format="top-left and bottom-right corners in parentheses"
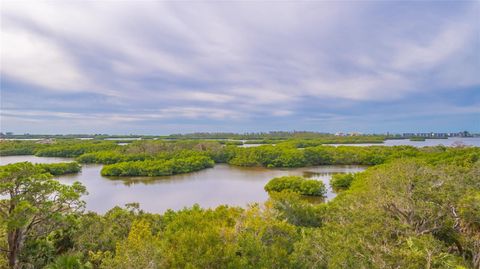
top-left (330, 173), bottom-right (355, 191)
top-left (0, 162), bottom-right (86, 268)
top-left (264, 176), bottom-right (327, 197)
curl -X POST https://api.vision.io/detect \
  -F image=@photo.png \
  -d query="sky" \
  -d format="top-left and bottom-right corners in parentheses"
top-left (1, 1), bottom-right (479, 135)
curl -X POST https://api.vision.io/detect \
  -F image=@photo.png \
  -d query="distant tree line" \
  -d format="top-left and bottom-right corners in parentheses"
top-left (3, 139), bottom-right (478, 174)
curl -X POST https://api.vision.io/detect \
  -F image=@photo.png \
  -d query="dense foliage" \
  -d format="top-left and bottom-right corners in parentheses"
top-left (0, 162), bottom-right (86, 268)
top-left (3, 139), bottom-right (478, 174)
top-left (76, 151), bottom-right (151, 164)
top-left (37, 162), bottom-right (82, 175)
top-left (0, 141), bottom-right (45, 156)
top-left (264, 176), bottom-right (327, 197)
top-left (294, 157), bottom-right (480, 268)
top-left (1, 141), bottom-right (479, 268)
top-left (227, 144), bottom-right (421, 167)
top-left (0, 140), bottom-right (120, 157)
top-left (330, 173), bottom-right (355, 191)
top-left (1, 136), bottom-right (386, 159)
top-left (101, 156), bottom-right (215, 177)
top-left (35, 141), bottom-right (118, 158)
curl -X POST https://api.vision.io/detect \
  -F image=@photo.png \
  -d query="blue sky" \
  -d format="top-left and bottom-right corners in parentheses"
top-left (1, 1), bottom-right (479, 134)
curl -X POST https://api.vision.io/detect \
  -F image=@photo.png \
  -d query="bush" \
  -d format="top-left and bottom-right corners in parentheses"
top-left (38, 162), bottom-right (82, 175)
top-left (264, 176), bottom-right (326, 197)
top-left (0, 141), bottom-right (42, 156)
top-left (268, 191), bottom-right (325, 227)
top-left (330, 173), bottom-right (355, 191)
top-left (35, 141), bottom-right (118, 157)
top-left (101, 156), bottom-right (214, 177)
top-left (76, 151), bottom-right (151, 164)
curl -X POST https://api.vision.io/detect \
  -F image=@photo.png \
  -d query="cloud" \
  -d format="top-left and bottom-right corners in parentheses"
top-left (1, 21), bottom-right (90, 91)
top-left (167, 91), bottom-right (235, 104)
top-left (1, 106), bottom-right (243, 122)
top-left (302, 72), bottom-right (412, 101)
top-left (1, 1), bottom-right (478, 133)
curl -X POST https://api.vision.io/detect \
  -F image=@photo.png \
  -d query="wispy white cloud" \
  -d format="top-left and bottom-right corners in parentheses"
top-left (1, 106), bottom-right (244, 122)
top-left (1, 1), bottom-right (478, 133)
top-left (0, 22), bottom-right (90, 91)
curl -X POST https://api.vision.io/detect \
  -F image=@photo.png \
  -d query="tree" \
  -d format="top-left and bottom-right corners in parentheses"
top-left (264, 176), bottom-right (327, 197)
top-left (101, 219), bottom-right (161, 269)
top-left (157, 205), bottom-right (241, 268)
top-left (234, 205), bottom-right (299, 268)
top-left (46, 253), bottom-right (90, 269)
top-left (267, 191), bottom-right (324, 227)
top-left (458, 191), bottom-right (480, 268)
top-left (330, 173), bottom-right (355, 191)
top-left (0, 162), bottom-right (86, 269)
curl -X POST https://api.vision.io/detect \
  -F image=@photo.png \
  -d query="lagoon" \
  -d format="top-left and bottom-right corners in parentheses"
top-left (0, 155), bottom-right (364, 213)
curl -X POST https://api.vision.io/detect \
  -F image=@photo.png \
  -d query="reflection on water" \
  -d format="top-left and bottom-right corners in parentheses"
top-left (0, 155), bottom-right (73, 165)
top-left (60, 164), bottom-right (366, 213)
top-left (0, 156), bottom-right (366, 213)
top-left (303, 171), bottom-right (346, 177)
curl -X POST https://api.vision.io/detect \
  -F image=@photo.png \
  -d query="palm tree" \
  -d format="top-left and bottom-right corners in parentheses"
top-left (46, 254), bottom-right (88, 269)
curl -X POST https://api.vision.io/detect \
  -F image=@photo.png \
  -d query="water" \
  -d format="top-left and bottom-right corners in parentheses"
top-left (240, 143), bottom-right (270, 148)
top-left (0, 156), bottom-right (364, 213)
top-left (328, 137), bottom-right (480, 147)
top-left (0, 155), bottom-right (74, 165)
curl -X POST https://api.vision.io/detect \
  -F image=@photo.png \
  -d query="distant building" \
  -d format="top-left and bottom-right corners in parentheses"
top-left (403, 132), bottom-right (449, 138)
top-left (432, 133), bottom-right (448, 138)
top-left (448, 132), bottom-right (471, 137)
top-left (417, 133), bottom-right (433, 138)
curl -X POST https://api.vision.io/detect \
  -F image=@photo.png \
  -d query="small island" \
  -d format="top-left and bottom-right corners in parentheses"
top-left (264, 176), bottom-right (327, 197)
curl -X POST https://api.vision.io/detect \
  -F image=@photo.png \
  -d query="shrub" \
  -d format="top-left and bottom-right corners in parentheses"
top-left (330, 173), bottom-right (355, 191)
top-left (38, 162), bottom-right (82, 175)
top-left (101, 156), bottom-right (214, 177)
top-left (264, 176), bottom-right (326, 197)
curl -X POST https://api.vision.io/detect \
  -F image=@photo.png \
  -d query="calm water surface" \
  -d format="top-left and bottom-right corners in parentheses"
top-left (0, 155), bottom-right (74, 164)
top-left (329, 137), bottom-right (480, 147)
top-left (0, 155), bottom-right (364, 213)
